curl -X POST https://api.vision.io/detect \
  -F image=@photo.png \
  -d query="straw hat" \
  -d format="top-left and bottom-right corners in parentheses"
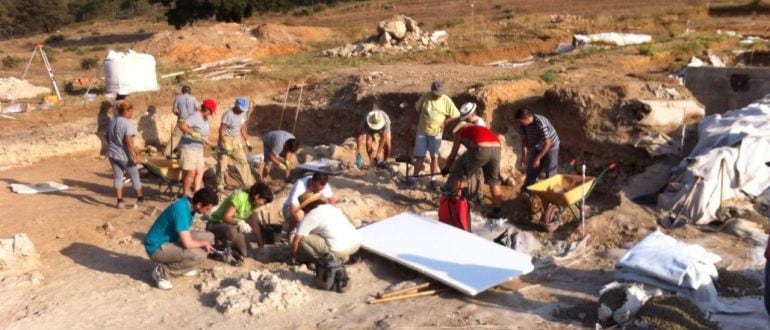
top-left (366, 110), bottom-right (387, 131)
top-left (298, 191), bottom-right (323, 209)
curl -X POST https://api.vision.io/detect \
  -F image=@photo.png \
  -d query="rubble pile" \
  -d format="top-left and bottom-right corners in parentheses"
top-left (323, 14), bottom-right (448, 58)
top-left (208, 270), bottom-right (310, 315)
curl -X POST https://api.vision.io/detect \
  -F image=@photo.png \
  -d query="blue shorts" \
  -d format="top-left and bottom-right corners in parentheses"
top-left (413, 132), bottom-right (442, 157)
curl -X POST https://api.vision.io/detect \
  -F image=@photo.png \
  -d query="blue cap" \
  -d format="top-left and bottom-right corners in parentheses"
top-left (235, 97), bottom-right (249, 112)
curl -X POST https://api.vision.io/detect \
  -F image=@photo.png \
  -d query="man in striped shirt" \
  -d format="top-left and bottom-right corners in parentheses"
top-left (515, 108), bottom-right (560, 192)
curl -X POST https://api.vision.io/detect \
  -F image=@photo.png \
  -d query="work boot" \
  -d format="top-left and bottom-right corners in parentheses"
top-left (152, 265), bottom-right (173, 290)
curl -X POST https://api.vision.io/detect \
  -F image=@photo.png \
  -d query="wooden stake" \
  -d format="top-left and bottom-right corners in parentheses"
top-left (378, 282), bottom-right (430, 299)
top-left (292, 84), bottom-right (305, 134)
top-left (368, 289), bottom-right (446, 304)
top-left (278, 82), bottom-right (291, 130)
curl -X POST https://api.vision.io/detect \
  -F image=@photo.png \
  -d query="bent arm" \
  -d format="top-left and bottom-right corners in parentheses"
top-left (179, 230), bottom-right (212, 252)
top-left (124, 133), bottom-right (140, 164)
top-left (534, 138), bottom-right (552, 161)
top-left (445, 137), bottom-right (462, 170)
top-left (222, 204), bottom-right (239, 225)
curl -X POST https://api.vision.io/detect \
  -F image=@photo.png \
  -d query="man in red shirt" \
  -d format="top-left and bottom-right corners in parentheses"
top-left (441, 122), bottom-right (503, 217)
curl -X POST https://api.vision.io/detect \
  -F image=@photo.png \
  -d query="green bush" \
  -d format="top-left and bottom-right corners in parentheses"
top-left (81, 57), bottom-right (98, 70)
top-left (638, 42), bottom-right (656, 56)
top-left (2, 55), bottom-right (22, 68)
top-left (44, 34), bottom-right (66, 44)
top-left (539, 70), bottom-right (558, 84)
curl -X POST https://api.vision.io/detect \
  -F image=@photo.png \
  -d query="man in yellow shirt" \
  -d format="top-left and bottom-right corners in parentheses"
top-left (407, 81), bottom-right (460, 189)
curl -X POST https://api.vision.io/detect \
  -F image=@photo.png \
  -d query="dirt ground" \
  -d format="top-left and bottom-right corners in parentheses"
top-left (2, 0), bottom-right (770, 328)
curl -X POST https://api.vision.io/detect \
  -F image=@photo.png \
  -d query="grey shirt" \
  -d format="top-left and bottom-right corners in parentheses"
top-left (179, 112), bottom-right (209, 150)
top-left (174, 94), bottom-right (198, 120)
top-left (263, 130), bottom-right (295, 158)
top-left (221, 108), bottom-right (247, 137)
top-left (517, 114), bottom-right (560, 150)
top-left (107, 117), bottom-right (136, 162)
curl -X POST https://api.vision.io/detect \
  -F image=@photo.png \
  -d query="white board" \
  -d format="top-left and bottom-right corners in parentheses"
top-left (358, 212), bottom-right (534, 296)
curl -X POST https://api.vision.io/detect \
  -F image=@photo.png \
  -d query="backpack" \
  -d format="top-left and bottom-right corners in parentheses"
top-left (314, 253), bottom-right (349, 293)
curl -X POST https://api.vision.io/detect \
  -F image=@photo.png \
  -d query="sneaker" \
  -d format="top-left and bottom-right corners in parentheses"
top-left (152, 265), bottom-right (173, 290)
top-left (116, 199), bottom-right (126, 209)
top-left (231, 254), bottom-right (245, 267)
top-left (182, 269), bottom-right (197, 277)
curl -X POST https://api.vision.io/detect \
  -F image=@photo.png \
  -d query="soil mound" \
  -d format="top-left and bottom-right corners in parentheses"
top-left (253, 23), bottom-right (333, 44)
top-left (714, 268), bottom-right (763, 297)
top-left (0, 77), bottom-right (51, 101)
top-left (631, 295), bottom-right (718, 329)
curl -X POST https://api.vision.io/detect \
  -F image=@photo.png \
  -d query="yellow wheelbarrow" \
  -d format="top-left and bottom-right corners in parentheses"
top-left (142, 158), bottom-right (184, 200)
top-left (527, 174), bottom-right (595, 233)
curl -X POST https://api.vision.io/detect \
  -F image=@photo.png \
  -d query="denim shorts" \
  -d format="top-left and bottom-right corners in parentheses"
top-left (413, 132), bottom-right (442, 157)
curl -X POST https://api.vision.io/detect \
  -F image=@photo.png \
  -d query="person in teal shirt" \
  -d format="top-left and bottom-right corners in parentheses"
top-left (144, 188), bottom-right (219, 290)
top-left (207, 182), bottom-right (274, 264)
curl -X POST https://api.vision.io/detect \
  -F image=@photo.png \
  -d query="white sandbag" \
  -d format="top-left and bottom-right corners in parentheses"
top-left (103, 50), bottom-right (159, 94)
top-left (635, 99), bottom-right (705, 128)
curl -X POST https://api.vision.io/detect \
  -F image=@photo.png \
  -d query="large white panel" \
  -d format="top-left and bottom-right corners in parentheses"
top-left (358, 212), bottom-right (534, 296)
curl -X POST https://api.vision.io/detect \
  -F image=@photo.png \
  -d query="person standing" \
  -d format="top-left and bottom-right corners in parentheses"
top-left (216, 97), bottom-right (254, 191)
top-left (355, 109), bottom-right (392, 169)
top-left (178, 99), bottom-right (216, 197)
top-left (106, 101), bottom-right (144, 209)
top-left (261, 130), bottom-right (300, 181)
top-left (206, 182), bottom-right (273, 264)
top-left (143, 188), bottom-right (219, 290)
top-left (165, 85), bottom-right (198, 158)
top-left (515, 108), bottom-right (560, 192)
top-left (291, 192), bottom-right (361, 264)
top-left (442, 123), bottom-right (503, 218)
top-left (408, 81), bottom-right (460, 189)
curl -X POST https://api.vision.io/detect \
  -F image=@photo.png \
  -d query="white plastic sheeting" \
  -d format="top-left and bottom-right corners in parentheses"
top-left (658, 95), bottom-right (770, 224)
top-left (103, 50), bottom-right (159, 95)
top-left (358, 212), bottom-right (534, 296)
top-left (573, 32), bottom-right (651, 46)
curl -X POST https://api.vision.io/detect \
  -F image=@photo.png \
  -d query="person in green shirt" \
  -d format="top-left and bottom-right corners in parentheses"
top-left (206, 182), bottom-right (274, 264)
top-left (407, 81), bottom-right (460, 189)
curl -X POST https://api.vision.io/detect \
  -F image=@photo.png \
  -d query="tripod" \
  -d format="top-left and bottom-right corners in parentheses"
top-left (22, 44), bottom-right (62, 102)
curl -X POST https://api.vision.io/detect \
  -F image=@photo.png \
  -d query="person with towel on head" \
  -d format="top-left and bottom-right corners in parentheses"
top-left (106, 100), bottom-right (145, 209)
top-left (178, 99), bottom-right (216, 197)
top-left (355, 109), bottom-right (392, 169)
top-left (216, 97), bottom-right (254, 191)
top-left (165, 85), bottom-right (198, 159)
top-left (282, 172), bottom-right (336, 234)
top-left (291, 191), bottom-right (360, 264)
top-left (206, 182), bottom-right (273, 265)
top-left (459, 102), bottom-right (486, 127)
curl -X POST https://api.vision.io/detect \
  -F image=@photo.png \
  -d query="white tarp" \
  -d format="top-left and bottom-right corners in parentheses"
top-left (10, 182), bottom-right (68, 194)
top-left (658, 95), bottom-right (770, 224)
top-left (573, 32), bottom-right (651, 46)
top-left (358, 212), bottom-right (534, 296)
top-left (103, 50), bottom-right (159, 95)
top-left (615, 231), bottom-right (752, 315)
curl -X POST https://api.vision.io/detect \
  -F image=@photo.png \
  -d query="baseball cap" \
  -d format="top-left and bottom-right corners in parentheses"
top-left (235, 97), bottom-right (249, 112)
top-left (459, 102), bottom-right (477, 120)
top-left (431, 81), bottom-right (444, 96)
top-left (202, 99), bottom-right (217, 114)
top-left (366, 110), bottom-right (387, 130)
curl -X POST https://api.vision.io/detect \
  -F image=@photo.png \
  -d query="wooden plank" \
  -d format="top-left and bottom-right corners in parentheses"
top-left (358, 212), bottom-right (534, 296)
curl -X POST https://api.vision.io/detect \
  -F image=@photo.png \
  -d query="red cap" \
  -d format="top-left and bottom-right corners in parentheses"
top-left (202, 99), bottom-right (217, 114)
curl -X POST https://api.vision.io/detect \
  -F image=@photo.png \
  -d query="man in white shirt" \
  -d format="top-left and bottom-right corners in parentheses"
top-left (282, 172), bottom-right (336, 231)
top-left (291, 192), bottom-right (360, 263)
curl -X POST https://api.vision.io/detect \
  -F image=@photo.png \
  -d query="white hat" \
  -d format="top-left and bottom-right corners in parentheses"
top-left (366, 110), bottom-right (387, 130)
top-left (459, 102), bottom-right (477, 120)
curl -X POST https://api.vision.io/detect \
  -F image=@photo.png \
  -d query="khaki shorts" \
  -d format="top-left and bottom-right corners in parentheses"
top-left (180, 147), bottom-right (205, 170)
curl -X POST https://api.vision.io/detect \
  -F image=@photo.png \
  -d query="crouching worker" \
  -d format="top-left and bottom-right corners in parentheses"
top-left (291, 192), bottom-right (360, 264)
top-left (206, 182), bottom-right (274, 265)
top-left (143, 188), bottom-right (219, 290)
top-left (442, 123), bottom-right (503, 218)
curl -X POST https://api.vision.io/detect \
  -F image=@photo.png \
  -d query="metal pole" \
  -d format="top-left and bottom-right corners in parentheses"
top-left (292, 84), bottom-right (304, 134)
top-left (278, 82), bottom-right (291, 130)
top-left (581, 163), bottom-right (586, 238)
top-left (21, 45), bottom-right (38, 80)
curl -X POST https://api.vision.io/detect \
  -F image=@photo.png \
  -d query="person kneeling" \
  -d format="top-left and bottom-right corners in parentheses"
top-left (291, 192), bottom-right (360, 264)
top-left (207, 182), bottom-right (274, 265)
top-left (143, 188), bottom-right (219, 290)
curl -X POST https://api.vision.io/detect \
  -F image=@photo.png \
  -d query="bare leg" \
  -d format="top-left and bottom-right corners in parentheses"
top-left (412, 156), bottom-right (425, 177)
top-left (490, 184), bottom-right (502, 208)
top-left (429, 153), bottom-right (440, 176)
top-left (193, 166), bottom-right (205, 192)
top-left (182, 169), bottom-right (195, 197)
top-left (382, 133), bottom-right (392, 161)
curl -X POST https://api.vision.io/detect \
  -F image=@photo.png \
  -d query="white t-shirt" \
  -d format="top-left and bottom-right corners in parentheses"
top-left (296, 204), bottom-right (360, 252)
top-left (473, 118), bottom-right (487, 127)
top-left (284, 176), bottom-right (334, 208)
